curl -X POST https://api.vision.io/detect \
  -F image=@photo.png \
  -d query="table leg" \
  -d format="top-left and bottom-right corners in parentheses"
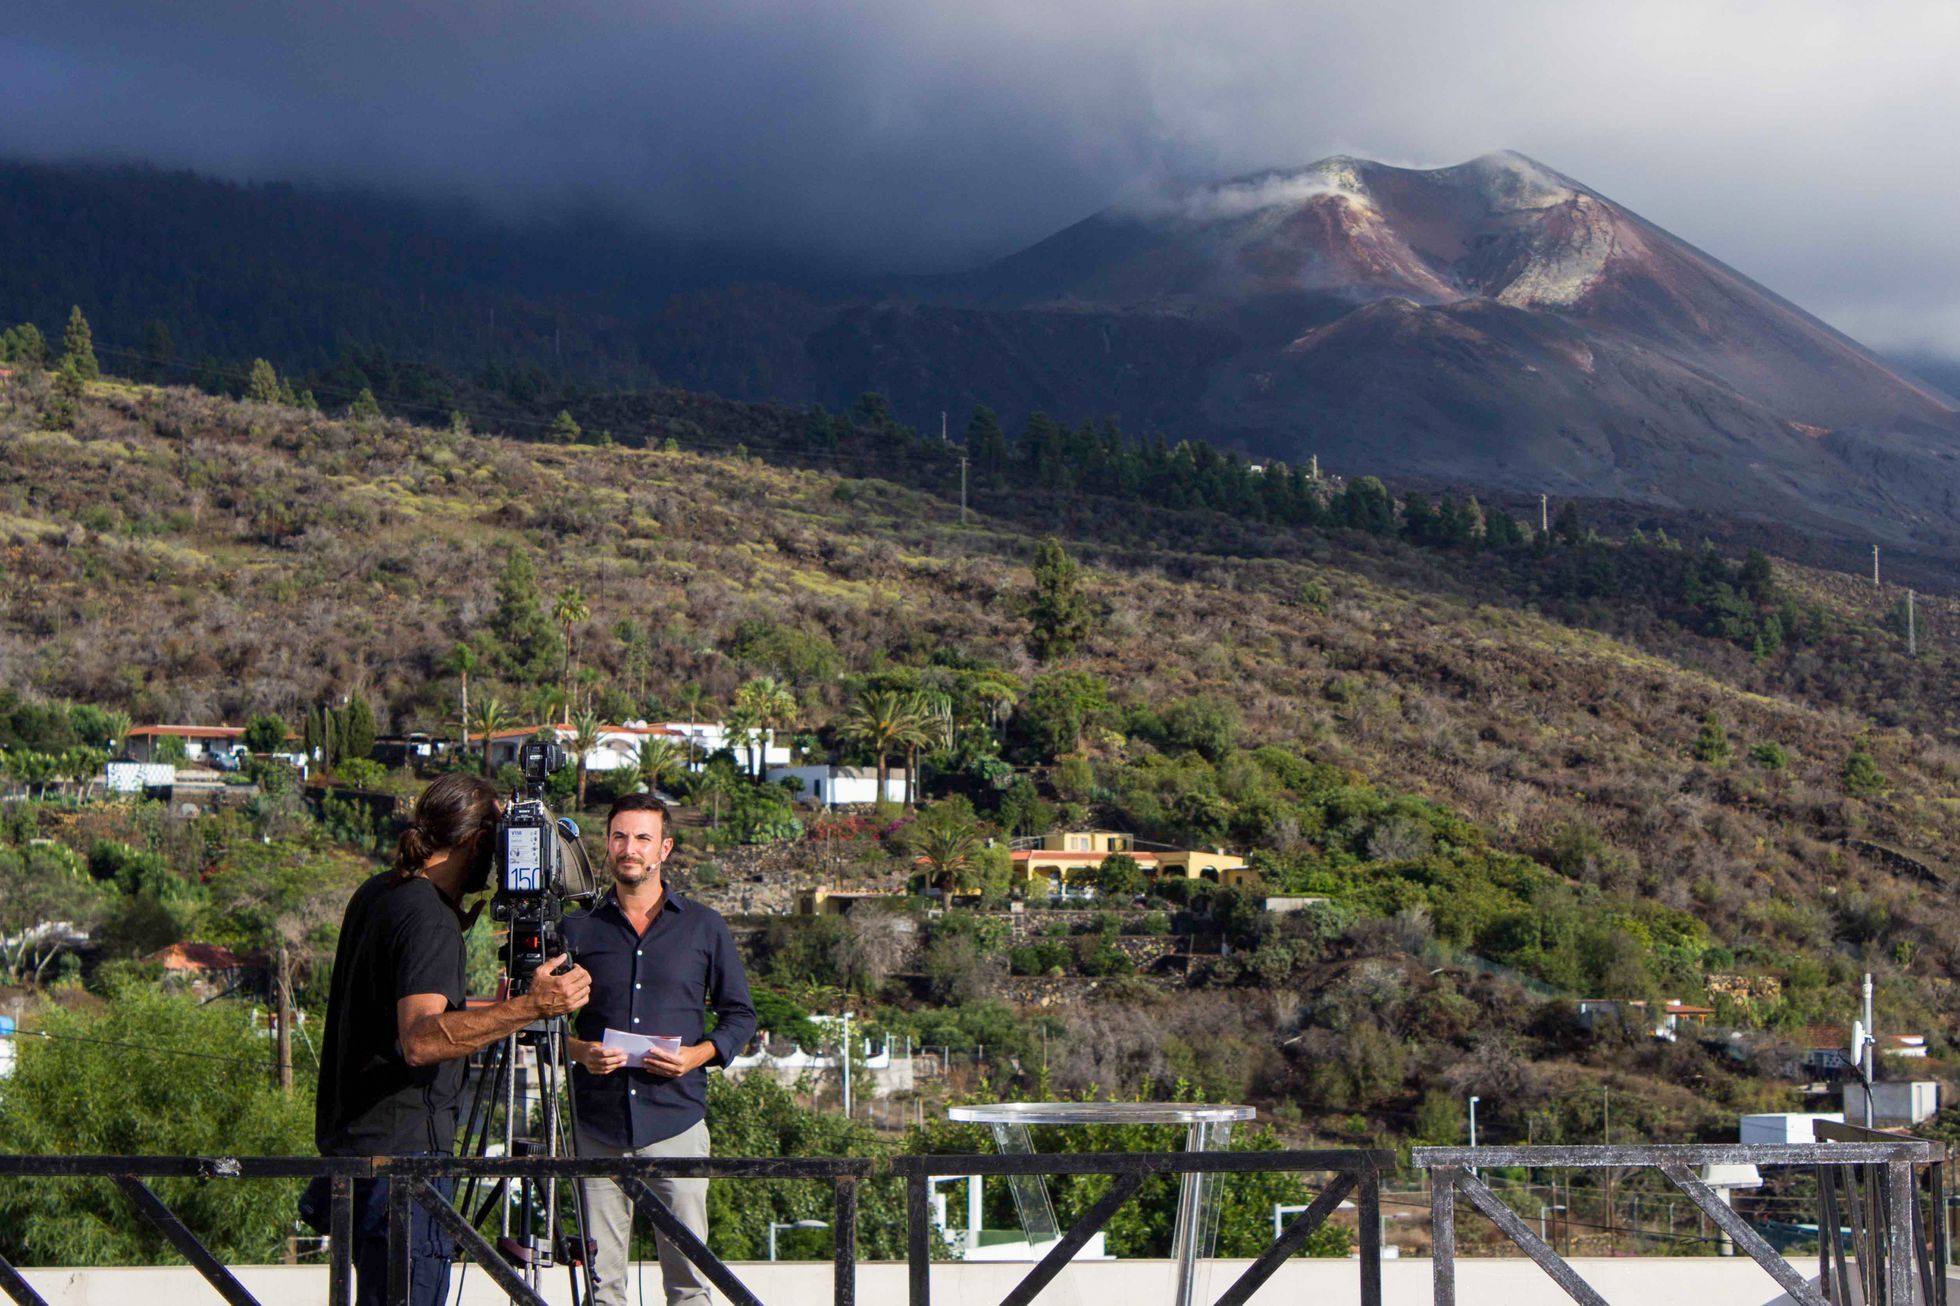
top-left (1171, 1121), bottom-right (1235, 1306)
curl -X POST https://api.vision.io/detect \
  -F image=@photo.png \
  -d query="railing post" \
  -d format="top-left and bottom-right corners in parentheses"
top-left (833, 1175), bottom-right (858, 1306)
top-left (328, 1174), bottom-right (353, 1306)
top-left (1887, 1159), bottom-right (1917, 1306)
top-left (906, 1171), bottom-right (931, 1306)
top-left (385, 1173), bottom-right (410, 1306)
top-left (1431, 1164), bottom-right (1457, 1306)
top-left (1358, 1165), bottom-right (1383, 1306)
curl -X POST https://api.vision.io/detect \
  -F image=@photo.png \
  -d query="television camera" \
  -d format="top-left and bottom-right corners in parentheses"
top-left (490, 740), bottom-right (599, 986)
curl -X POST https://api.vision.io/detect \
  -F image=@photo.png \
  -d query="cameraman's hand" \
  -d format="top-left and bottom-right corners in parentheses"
top-left (528, 954), bottom-right (590, 1017)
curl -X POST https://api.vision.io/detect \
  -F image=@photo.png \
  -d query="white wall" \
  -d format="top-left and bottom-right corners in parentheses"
top-left (9, 1258), bottom-right (1873, 1306)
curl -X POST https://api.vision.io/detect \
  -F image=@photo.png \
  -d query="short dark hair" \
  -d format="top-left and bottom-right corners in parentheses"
top-left (606, 790), bottom-right (672, 838)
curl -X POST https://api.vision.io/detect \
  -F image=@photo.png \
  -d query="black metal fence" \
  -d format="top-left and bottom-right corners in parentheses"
top-left (0, 1153), bottom-right (869, 1306)
top-left (889, 1147), bottom-right (1391, 1306)
top-left (2, 1140), bottom-right (1949, 1306)
top-left (1413, 1137), bottom-right (1947, 1306)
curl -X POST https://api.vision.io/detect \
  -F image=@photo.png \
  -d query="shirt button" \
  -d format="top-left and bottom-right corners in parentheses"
top-left (630, 1089), bottom-right (636, 1096)
top-left (632, 1018), bottom-right (640, 1024)
top-left (634, 983), bottom-right (641, 990)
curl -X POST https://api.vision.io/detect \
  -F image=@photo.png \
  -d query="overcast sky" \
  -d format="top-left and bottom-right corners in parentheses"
top-left (4, 0), bottom-right (1958, 356)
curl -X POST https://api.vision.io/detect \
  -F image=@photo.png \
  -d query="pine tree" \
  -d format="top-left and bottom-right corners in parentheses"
top-left (1027, 536), bottom-right (1092, 662)
top-left (61, 306), bottom-right (98, 381)
top-left (550, 410), bottom-right (581, 444)
top-left (340, 693), bottom-right (378, 764)
top-left (44, 357), bottom-right (84, 431)
top-left (0, 323), bottom-right (47, 369)
top-left (1843, 733), bottom-right (1885, 798)
top-left (246, 358), bottom-right (282, 404)
top-left (491, 551), bottom-right (560, 682)
top-left (297, 390), bottom-right (319, 411)
top-left (348, 388), bottom-right (381, 421)
top-left (1691, 711), bottom-right (1731, 767)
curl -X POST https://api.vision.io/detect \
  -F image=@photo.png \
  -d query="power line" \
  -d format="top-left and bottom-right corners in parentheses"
top-left (13, 1024), bottom-right (316, 1068)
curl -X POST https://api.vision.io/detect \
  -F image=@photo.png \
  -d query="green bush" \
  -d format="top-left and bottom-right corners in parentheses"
top-left (0, 987), bottom-right (314, 1265)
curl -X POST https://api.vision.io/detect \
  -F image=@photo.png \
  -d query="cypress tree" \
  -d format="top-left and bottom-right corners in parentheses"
top-left (61, 306), bottom-right (98, 381)
top-left (246, 358), bottom-right (282, 404)
top-left (550, 410), bottom-right (581, 444)
top-left (1027, 536), bottom-right (1092, 662)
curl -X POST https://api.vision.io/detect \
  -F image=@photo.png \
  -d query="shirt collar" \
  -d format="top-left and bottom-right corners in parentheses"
top-left (598, 886), bottom-right (684, 918)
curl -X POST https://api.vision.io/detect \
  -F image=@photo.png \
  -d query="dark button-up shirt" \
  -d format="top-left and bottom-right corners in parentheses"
top-left (560, 888), bottom-right (756, 1148)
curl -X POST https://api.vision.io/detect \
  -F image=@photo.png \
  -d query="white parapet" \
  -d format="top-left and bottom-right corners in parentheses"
top-left (12, 1256), bottom-right (1881, 1305)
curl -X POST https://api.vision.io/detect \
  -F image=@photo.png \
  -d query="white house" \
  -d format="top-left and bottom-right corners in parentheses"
top-left (766, 765), bottom-right (908, 808)
top-left (476, 720), bottom-right (790, 776)
top-left (104, 759), bottom-right (178, 792)
top-left (652, 721), bottom-right (790, 773)
top-left (1738, 1112), bottom-right (1843, 1145)
top-left (123, 725), bottom-right (244, 764)
top-left (0, 1014), bottom-right (15, 1080)
top-left (476, 722), bottom-right (687, 774)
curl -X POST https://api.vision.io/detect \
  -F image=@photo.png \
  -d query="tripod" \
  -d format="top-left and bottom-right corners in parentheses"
top-left (455, 1004), bottom-right (598, 1304)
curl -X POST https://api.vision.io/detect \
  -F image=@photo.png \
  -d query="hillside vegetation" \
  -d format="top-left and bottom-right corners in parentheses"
top-left (4, 371), bottom-right (1960, 1166)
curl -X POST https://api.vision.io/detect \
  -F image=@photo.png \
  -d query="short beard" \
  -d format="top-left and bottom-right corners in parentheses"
top-left (611, 857), bottom-right (658, 886)
top-left (461, 837), bottom-right (495, 895)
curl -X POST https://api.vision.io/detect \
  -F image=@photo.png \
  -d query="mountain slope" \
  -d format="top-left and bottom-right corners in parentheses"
top-left (928, 152), bottom-right (1960, 548)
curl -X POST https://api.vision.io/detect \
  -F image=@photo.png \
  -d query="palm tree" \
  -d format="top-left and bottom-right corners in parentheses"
top-left (468, 696), bottom-right (514, 777)
top-left (690, 757), bottom-right (739, 829)
top-left (101, 710), bottom-right (132, 754)
top-left (442, 642), bottom-right (479, 758)
top-left (913, 814), bottom-right (980, 897)
top-left (724, 703), bottom-right (761, 780)
top-left (569, 711), bottom-right (602, 811)
top-left (552, 585), bottom-right (589, 706)
top-left (842, 689), bottom-right (913, 805)
top-left (733, 675), bottom-right (797, 777)
top-left (632, 736), bottom-right (687, 796)
top-left (897, 692), bottom-right (936, 808)
top-left (966, 671), bottom-right (1020, 740)
top-left (671, 682), bottom-right (709, 762)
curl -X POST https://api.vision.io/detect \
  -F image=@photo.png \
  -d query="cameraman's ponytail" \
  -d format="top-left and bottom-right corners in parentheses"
top-left (394, 772), bottom-right (500, 879)
top-left (393, 824), bottom-right (438, 877)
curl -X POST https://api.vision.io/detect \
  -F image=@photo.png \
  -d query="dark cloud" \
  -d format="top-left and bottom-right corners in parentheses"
top-left (5, 0), bottom-right (1958, 353)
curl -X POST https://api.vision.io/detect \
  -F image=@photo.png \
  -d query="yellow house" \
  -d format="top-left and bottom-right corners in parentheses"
top-left (1010, 832), bottom-right (1259, 896)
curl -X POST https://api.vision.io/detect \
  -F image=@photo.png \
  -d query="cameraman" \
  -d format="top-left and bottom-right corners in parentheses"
top-left (315, 772), bottom-right (593, 1306)
top-left (563, 792), bottom-right (755, 1306)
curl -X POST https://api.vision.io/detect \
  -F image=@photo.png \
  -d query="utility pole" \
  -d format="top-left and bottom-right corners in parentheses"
top-left (959, 456), bottom-right (968, 526)
top-left (1860, 974), bottom-right (1876, 1128)
top-left (941, 411), bottom-right (947, 443)
top-left (1873, 544), bottom-right (1881, 588)
top-left (1908, 589), bottom-right (1917, 657)
top-left (1541, 494), bottom-right (1550, 534)
top-left (1310, 454), bottom-right (1319, 481)
top-left (840, 1012), bottom-right (854, 1119)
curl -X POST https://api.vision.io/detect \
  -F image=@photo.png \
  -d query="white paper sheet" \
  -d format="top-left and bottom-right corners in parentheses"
top-left (601, 1027), bottom-right (682, 1059)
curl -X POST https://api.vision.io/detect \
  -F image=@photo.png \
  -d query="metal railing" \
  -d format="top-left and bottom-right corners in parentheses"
top-left (1413, 1137), bottom-right (1948, 1306)
top-left (890, 1147), bottom-right (1392, 1306)
top-left (0, 1153), bottom-right (870, 1306)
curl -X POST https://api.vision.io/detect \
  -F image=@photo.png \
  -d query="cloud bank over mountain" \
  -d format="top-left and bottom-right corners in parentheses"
top-left (3, 1), bottom-right (1959, 355)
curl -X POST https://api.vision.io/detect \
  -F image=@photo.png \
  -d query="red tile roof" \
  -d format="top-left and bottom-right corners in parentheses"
top-left (127, 725), bottom-right (244, 739)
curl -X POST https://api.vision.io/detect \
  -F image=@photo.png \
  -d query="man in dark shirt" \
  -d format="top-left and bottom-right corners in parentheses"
top-left (317, 772), bottom-right (592, 1306)
top-left (563, 791), bottom-right (756, 1306)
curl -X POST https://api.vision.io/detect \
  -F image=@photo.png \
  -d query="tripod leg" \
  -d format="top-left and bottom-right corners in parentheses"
top-left (457, 1035), bottom-right (510, 1222)
top-left (553, 1016), bottom-right (601, 1306)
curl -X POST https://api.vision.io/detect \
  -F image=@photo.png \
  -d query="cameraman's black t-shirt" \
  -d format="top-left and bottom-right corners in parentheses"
top-left (315, 872), bottom-right (469, 1156)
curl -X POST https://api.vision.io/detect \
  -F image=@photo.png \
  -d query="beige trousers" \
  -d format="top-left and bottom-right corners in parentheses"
top-left (574, 1119), bottom-right (712, 1306)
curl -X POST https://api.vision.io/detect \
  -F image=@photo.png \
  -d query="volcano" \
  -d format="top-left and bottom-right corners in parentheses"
top-left (801, 151), bottom-right (1960, 548)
